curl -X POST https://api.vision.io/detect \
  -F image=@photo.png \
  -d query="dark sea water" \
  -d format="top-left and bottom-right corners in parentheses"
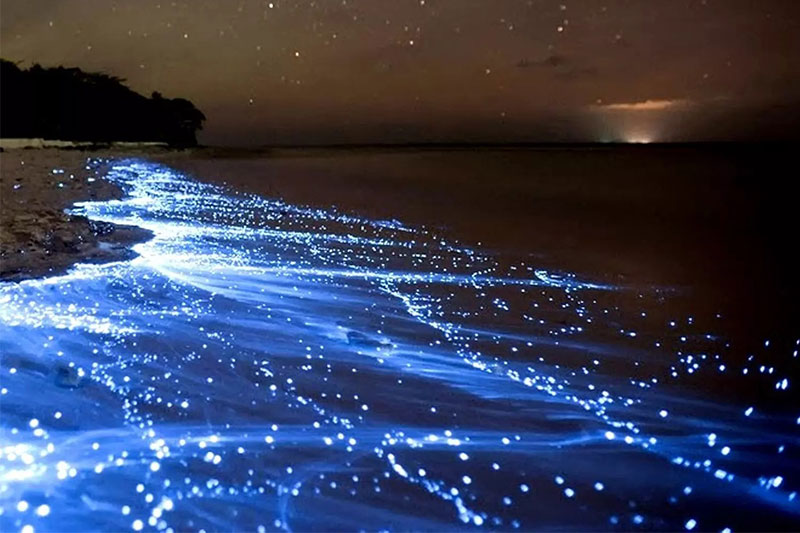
top-left (0, 148), bottom-right (798, 532)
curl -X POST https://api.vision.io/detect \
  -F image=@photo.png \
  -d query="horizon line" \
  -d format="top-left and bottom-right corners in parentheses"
top-left (199, 140), bottom-right (800, 150)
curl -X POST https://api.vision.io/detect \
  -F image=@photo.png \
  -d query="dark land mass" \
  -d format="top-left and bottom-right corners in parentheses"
top-left (0, 59), bottom-right (205, 146)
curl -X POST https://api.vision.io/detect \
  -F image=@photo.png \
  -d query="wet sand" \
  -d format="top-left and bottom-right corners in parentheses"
top-left (0, 149), bottom-right (153, 281)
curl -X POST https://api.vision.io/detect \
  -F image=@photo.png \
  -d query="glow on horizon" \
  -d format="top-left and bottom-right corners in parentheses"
top-left (600, 99), bottom-right (689, 111)
top-left (625, 135), bottom-right (654, 144)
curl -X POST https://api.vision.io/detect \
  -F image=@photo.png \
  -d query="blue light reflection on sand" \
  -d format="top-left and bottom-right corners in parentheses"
top-left (0, 159), bottom-right (798, 532)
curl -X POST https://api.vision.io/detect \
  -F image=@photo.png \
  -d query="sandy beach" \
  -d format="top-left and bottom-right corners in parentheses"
top-left (0, 149), bottom-right (152, 281)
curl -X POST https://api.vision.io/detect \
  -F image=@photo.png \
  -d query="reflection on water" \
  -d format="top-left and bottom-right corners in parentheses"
top-left (0, 159), bottom-right (798, 532)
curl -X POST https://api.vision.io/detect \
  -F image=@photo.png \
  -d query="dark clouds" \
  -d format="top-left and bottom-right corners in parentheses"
top-left (516, 54), bottom-right (598, 81)
top-left (1, 0), bottom-right (799, 145)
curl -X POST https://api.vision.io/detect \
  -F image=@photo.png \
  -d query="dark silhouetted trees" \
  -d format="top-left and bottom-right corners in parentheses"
top-left (0, 60), bottom-right (205, 146)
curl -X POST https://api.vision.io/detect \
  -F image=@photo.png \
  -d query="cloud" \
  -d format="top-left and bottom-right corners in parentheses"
top-left (516, 54), bottom-right (567, 69)
top-left (516, 54), bottom-right (597, 81)
top-left (597, 99), bottom-right (691, 111)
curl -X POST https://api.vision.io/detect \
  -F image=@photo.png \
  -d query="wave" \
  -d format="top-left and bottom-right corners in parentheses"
top-left (0, 159), bottom-right (797, 531)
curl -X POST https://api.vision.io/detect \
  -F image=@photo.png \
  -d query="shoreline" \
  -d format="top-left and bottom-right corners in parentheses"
top-left (0, 149), bottom-right (153, 282)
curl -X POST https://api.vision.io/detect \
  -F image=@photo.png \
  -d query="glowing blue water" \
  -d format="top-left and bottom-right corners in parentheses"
top-left (1, 159), bottom-right (798, 532)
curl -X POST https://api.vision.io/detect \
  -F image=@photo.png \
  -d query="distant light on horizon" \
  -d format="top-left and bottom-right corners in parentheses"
top-left (601, 99), bottom-right (688, 111)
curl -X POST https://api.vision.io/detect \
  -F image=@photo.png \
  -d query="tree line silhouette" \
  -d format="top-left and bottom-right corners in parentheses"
top-left (1, 59), bottom-right (206, 146)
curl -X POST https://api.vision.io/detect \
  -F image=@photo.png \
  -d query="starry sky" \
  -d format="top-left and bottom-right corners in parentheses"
top-left (2, 0), bottom-right (799, 145)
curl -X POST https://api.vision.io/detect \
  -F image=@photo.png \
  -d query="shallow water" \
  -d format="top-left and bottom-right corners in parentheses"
top-left (0, 158), bottom-right (798, 532)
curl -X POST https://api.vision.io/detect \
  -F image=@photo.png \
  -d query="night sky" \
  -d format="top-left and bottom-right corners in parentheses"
top-left (2, 0), bottom-right (799, 145)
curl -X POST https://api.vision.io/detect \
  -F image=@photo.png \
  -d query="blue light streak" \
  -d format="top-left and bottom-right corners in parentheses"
top-left (0, 159), bottom-right (798, 531)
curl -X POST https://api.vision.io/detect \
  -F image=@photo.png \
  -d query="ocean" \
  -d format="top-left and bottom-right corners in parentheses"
top-left (0, 146), bottom-right (798, 531)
